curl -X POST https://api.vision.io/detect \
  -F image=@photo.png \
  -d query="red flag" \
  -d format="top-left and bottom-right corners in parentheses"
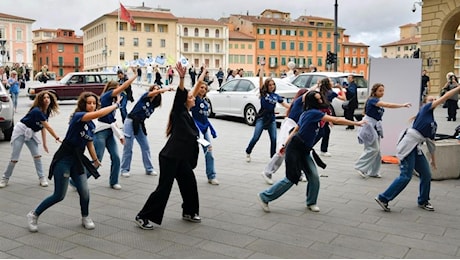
top-left (120, 3), bottom-right (135, 26)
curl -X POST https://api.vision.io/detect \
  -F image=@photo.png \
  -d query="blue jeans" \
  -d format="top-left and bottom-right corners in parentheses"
top-left (378, 148), bottom-right (431, 205)
top-left (10, 92), bottom-right (19, 110)
top-left (120, 92), bottom-right (128, 123)
top-left (3, 133), bottom-right (44, 179)
top-left (121, 118), bottom-right (154, 174)
top-left (245, 118), bottom-right (277, 158)
top-left (201, 131), bottom-right (216, 180)
top-left (147, 73), bottom-right (152, 84)
top-left (35, 156), bottom-right (90, 217)
top-left (93, 128), bottom-right (120, 186)
top-left (260, 153), bottom-right (320, 206)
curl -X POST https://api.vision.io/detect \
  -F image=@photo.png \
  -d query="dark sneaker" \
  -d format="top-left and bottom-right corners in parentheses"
top-left (135, 215), bottom-right (154, 230)
top-left (418, 202), bottom-right (435, 211)
top-left (182, 214), bottom-right (201, 223)
top-left (374, 197), bottom-right (391, 212)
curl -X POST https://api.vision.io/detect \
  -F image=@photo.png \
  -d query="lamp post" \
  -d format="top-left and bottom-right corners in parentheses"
top-left (333, 0), bottom-right (338, 72)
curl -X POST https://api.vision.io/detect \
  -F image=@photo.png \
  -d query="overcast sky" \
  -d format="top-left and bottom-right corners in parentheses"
top-left (6, 0), bottom-right (421, 57)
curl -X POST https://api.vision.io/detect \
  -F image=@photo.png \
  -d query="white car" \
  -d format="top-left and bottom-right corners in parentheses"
top-left (290, 72), bottom-right (368, 118)
top-left (207, 77), bottom-right (300, 126)
top-left (0, 81), bottom-right (14, 141)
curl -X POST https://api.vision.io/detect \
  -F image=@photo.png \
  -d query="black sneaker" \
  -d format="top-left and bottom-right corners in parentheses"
top-left (135, 215), bottom-right (154, 230)
top-left (418, 202), bottom-right (435, 211)
top-left (374, 197), bottom-right (391, 212)
top-left (182, 214), bottom-right (201, 223)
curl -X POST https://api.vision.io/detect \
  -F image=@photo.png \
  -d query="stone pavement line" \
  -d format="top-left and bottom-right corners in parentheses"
top-left (0, 92), bottom-right (459, 258)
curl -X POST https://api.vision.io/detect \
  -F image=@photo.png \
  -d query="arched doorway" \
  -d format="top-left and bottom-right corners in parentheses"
top-left (421, 0), bottom-right (460, 95)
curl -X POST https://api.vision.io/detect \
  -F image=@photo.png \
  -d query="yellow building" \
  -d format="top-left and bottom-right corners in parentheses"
top-left (380, 22), bottom-right (421, 59)
top-left (81, 4), bottom-right (178, 72)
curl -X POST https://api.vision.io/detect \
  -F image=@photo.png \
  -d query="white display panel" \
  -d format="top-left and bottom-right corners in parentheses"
top-left (368, 58), bottom-right (422, 156)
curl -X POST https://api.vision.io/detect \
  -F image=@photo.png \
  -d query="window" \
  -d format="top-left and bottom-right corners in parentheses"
top-left (308, 31), bottom-right (312, 37)
top-left (184, 27), bottom-right (188, 36)
top-left (194, 28), bottom-right (199, 37)
top-left (145, 24), bottom-right (153, 32)
top-left (257, 28), bottom-right (266, 34)
top-left (132, 24), bottom-right (139, 31)
top-left (205, 43), bottom-right (210, 52)
top-left (74, 45), bottom-right (79, 53)
top-left (281, 57), bottom-right (286, 65)
top-left (184, 43), bottom-right (189, 52)
top-left (360, 48), bottom-right (365, 54)
top-left (158, 24), bottom-right (167, 33)
top-left (326, 43), bottom-right (331, 51)
top-left (58, 56), bottom-right (63, 66)
top-left (160, 39), bottom-right (166, 48)
top-left (229, 43), bottom-right (233, 49)
top-left (290, 30), bottom-right (296, 36)
top-left (345, 47), bottom-right (349, 54)
top-left (247, 55), bottom-right (253, 64)
top-left (308, 42), bottom-right (312, 51)
top-left (271, 41), bottom-right (276, 50)
top-left (299, 30), bottom-right (304, 37)
top-left (352, 47), bottom-right (357, 54)
top-left (248, 44), bottom-right (252, 49)
top-left (240, 55), bottom-right (245, 64)
top-left (317, 43), bottom-right (322, 51)
top-left (259, 40), bottom-right (264, 49)
top-left (234, 43), bottom-right (238, 49)
top-left (133, 38), bottom-right (139, 47)
top-left (360, 57), bottom-right (366, 64)
top-left (16, 28), bottom-right (23, 41)
top-left (270, 29), bottom-right (277, 35)
top-left (317, 57), bottom-right (322, 66)
top-left (281, 29), bottom-right (287, 36)
top-left (147, 38), bottom-right (152, 47)
top-left (215, 29), bottom-right (220, 38)
top-left (57, 44), bottom-right (64, 52)
top-left (327, 32), bottom-right (331, 38)
top-left (215, 59), bottom-right (220, 68)
top-left (299, 42), bottom-right (304, 51)
top-left (133, 52), bottom-right (139, 60)
top-left (120, 52), bottom-right (125, 60)
top-left (318, 31), bottom-right (323, 38)
top-left (215, 43), bottom-right (220, 53)
top-left (229, 54), bottom-right (234, 63)
top-left (281, 41), bottom-right (286, 50)
top-left (241, 44), bottom-right (245, 49)
top-left (119, 37), bottom-right (125, 46)
top-left (194, 43), bottom-right (199, 52)
top-left (290, 41), bottom-right (295, 50)
top-left (205, 28), bottom-right (209, 37)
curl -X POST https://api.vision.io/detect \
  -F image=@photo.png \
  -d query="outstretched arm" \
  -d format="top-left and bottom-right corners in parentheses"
top-left (323, 114), bottom-right (367, 127)
top-left (147, 87), bottom-right (174, 98)
top-left (376, 100), bottom-right (411, 109)
top-left (175, 61), bottom-right (187, 91)
top-left (112, 75), bottom-right (136, 96)
top-left (82, 95), bottom-right (121, 121)
top-left (432, 84), bottom-right (460, 109)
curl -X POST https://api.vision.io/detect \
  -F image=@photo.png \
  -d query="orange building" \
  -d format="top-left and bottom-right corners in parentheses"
top-left (34, 29), bottom-right (83, 79)
top-left (342, 35), bottom-right (369, 78)
top-left (228, 31), bottom-right (255, 76)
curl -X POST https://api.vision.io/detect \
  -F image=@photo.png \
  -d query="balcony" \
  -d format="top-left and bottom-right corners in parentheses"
top-left (52, 62), bottom-right (79, 67)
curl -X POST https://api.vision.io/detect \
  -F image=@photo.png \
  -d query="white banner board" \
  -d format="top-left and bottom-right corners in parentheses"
top-left (368, 58), bottom-right (422, 156)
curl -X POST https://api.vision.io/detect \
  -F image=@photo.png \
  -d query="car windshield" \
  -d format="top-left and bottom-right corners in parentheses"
top-left (59, 74), bottom-right (74, 84)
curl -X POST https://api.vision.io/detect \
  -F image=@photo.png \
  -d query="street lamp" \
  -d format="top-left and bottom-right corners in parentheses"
top-left (333, 0), bottom-right (339, 72)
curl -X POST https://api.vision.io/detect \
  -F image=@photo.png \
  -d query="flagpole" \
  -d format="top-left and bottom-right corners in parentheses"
top-left (118, 1), bottom-right (121, 70)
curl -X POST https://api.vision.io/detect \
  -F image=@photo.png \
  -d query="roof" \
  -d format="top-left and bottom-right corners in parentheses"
top-left (342, 41), bottom-right (369, 47)
top-left (399, 22), bottom-right (421, 28)
top-left (37, 36), bottom-right (83, 44)
top-left (177, 17), bottom-right (224, 26)
top-left (0, 12), bottom-right (35, 22)
top-left (229, 14), bottom-right (306, 27)
top-left (229, 31), bottom-right (254, 40)
top-left (380, 36), bottom-right (421, 47)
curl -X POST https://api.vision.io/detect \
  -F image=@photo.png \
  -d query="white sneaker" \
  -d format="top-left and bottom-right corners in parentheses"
top-left (320, 152), bottom-right (332, 157)
top-left (121, 172), bottom-right (130, 178)
top-left (146, 170), bottom-right (158, 176)
top-left (0, 178), bottom-right (8, 188)
top-left (257, 193), bottom-right (270, 212)
top-left (355, 169), bottom-right (368, 179)
top-left (261, 172), bottom-right (274, 185)
top-left (27, 211), bottom-right (38, 232)
top-left (299, 174), bottom-right (307, 182)
top-left (208, 178), bottom-right (219, 185)
top-left (307, 204), bottom-right (320, 212)
top-left (111, 184), bottom-right (122, 190)
top-left (82, 217), bottom-right (95, 230)
top-left (39, 177), bottom-right (48, 187)
top-left (246, 153), bottom-right (251, 163)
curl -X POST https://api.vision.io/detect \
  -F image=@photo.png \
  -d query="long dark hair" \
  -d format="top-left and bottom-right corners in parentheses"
top-left (286, 88), bottom-right (308, 116)
top-left (30, 91), bottom-right (59, 117)
top-left (260, 78), bottom-right (276, 97)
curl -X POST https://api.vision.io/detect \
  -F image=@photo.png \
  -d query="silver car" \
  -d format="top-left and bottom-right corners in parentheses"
top-left (290, 72), bottom-right (368, 118)
top-left (0, 81), bottom-right (14, 141)
top-left (207, 77), bottom-right (300, 126)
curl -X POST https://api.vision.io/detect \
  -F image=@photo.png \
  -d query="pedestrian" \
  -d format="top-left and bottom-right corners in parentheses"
top-left (167, 65), bottom-right (174, 84)
top-left (7, 70), bottom-right (20, 113)
top-left (216, 67), bottom-right (224, 87)
top-left (93, 75), bottom-right (136, 190)
top-left (134, 61), bottom-right (201, 230)
top-left (120, 84), bottom-right (174, 178)
top-left (26, 92), bottom-right (122, 232)
top-left (262, 88), bottom-right (308, 185)
top-left (355, 83), bottom-right (412, 178)
top-left (117, 70), bottom-right (134, 123)
top-left (154, 67), bottom-right (163, 88)
top-left (344, 75), bottom-right (359, 130)
top-left (375, 84), bottom-right (460, 212)
top-left (136, 65), bottom-right (142, 85)
top-left (245, 64), bottom-right (290, 162)
top-left (421, 70), bottom-right (430, 103)
top-left (146, 64), bottom-right (153, 84)
top-left (441, 72), bottom-right (458, 121)
top-left (191, 66), bottom-right (219, 185)
top-left (189, 65), bottom-right (197, 86)
top-left (257, 91), bottom-right (366, 213)
top-left (0, 91), bottom-right (60, 188)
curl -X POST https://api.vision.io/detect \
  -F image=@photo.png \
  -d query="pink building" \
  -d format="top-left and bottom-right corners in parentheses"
top-left (0, 12), bottom-right (35, 67)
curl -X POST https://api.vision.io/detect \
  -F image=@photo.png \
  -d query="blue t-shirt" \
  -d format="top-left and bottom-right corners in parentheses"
top-left (64, 112), bottom-right (95, 151)
top-left (412, 102), bottom-right (437, 139)
top-left (288, 96), bottom-right (304, 123)
top-left (98, 90), bottom-right (116, 124)
top-left (297, 109), bottom-right (325, 148)
top-left (20, 107), bottom-right (48, 132)
top-left (129, 92), bottom-right (156, 120)
top-left (191, 96), bottom-right (211, 124)
top-left (365, 97), bottom-right (384, 121)
top-left (326, 90), bottom-right (337, 102)
top-left (7, 78), bottom-right (19, 94)
top-left (260, 92), bottom-right (284, 121)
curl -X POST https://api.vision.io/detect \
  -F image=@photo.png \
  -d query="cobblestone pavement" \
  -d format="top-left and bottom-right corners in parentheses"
top-left (0, 85), bottom-right (459, 258)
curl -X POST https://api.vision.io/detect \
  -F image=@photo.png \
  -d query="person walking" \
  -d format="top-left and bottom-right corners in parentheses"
top-left (26, 92), bottom-right (122, 232)
top-left (261, 88), bottom-right (308, 185)
top-left (0, 91), bottom-right (60, 188)
top-left (344, 75), bottom-right (359, 130)
top-left (355, 83), bottom-right (412, 178)
top-left (257, 91), bottom-right (366, 213)
top-left (146, 64), bottom-right (153, 84)
top-left (120, 85), bottom-right (174, 178)
top-left (154, 67), bottom-right (163, 88)
top-left (7, 70), bottom-right (20, 113)
top-left (117, 70), bottom-right (134, 123)
top-left (191, 66), bottom-right (219, 185)
top-left (245, 64), bottom-right (290, 162)
top-left (189, 65), bottom-right (197, 86)
top-left (93, 75), bottom-right (136, 190)
top-left (136, 65), bottom-right (142, 85)
top-left (167, 66), bottom-right (174, 85)
top-left (375, 84), bottom-right (460, 212)
top-left (216, 67), bottom-right (224, 87)
top-left (134, 61), bottom-right (201, 230)
top-left (441, 72), bottom-right (458, 121)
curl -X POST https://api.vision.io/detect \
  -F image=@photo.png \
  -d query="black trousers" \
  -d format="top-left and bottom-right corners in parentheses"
top-left (446, 99), bottom-right (458, 120)
top-left (344, 108), bottom-right (356, 128)
top-left (138, 155), bottom-right (199, 225)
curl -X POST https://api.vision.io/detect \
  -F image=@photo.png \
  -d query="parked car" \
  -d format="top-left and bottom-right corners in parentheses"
top-left (27, 72), bottom-right (118, 100)
top-left (0, 81), bottom-right (14, 141)
top-left (206, 77), bottom-right (300, 126)
top-left (290, 72), bottom-right (368, 118)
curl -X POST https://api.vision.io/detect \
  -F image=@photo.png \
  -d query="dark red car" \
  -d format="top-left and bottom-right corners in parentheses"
top-left (27, 72), bottom-right (118, 100)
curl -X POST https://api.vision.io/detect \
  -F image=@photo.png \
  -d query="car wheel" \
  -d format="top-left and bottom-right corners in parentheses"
top-left (3, 122), bottom-right (14, 141)
top-left (205, 97), bottom-right (215, 118)
top-left (244, 104), bottom-right (257, 126)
